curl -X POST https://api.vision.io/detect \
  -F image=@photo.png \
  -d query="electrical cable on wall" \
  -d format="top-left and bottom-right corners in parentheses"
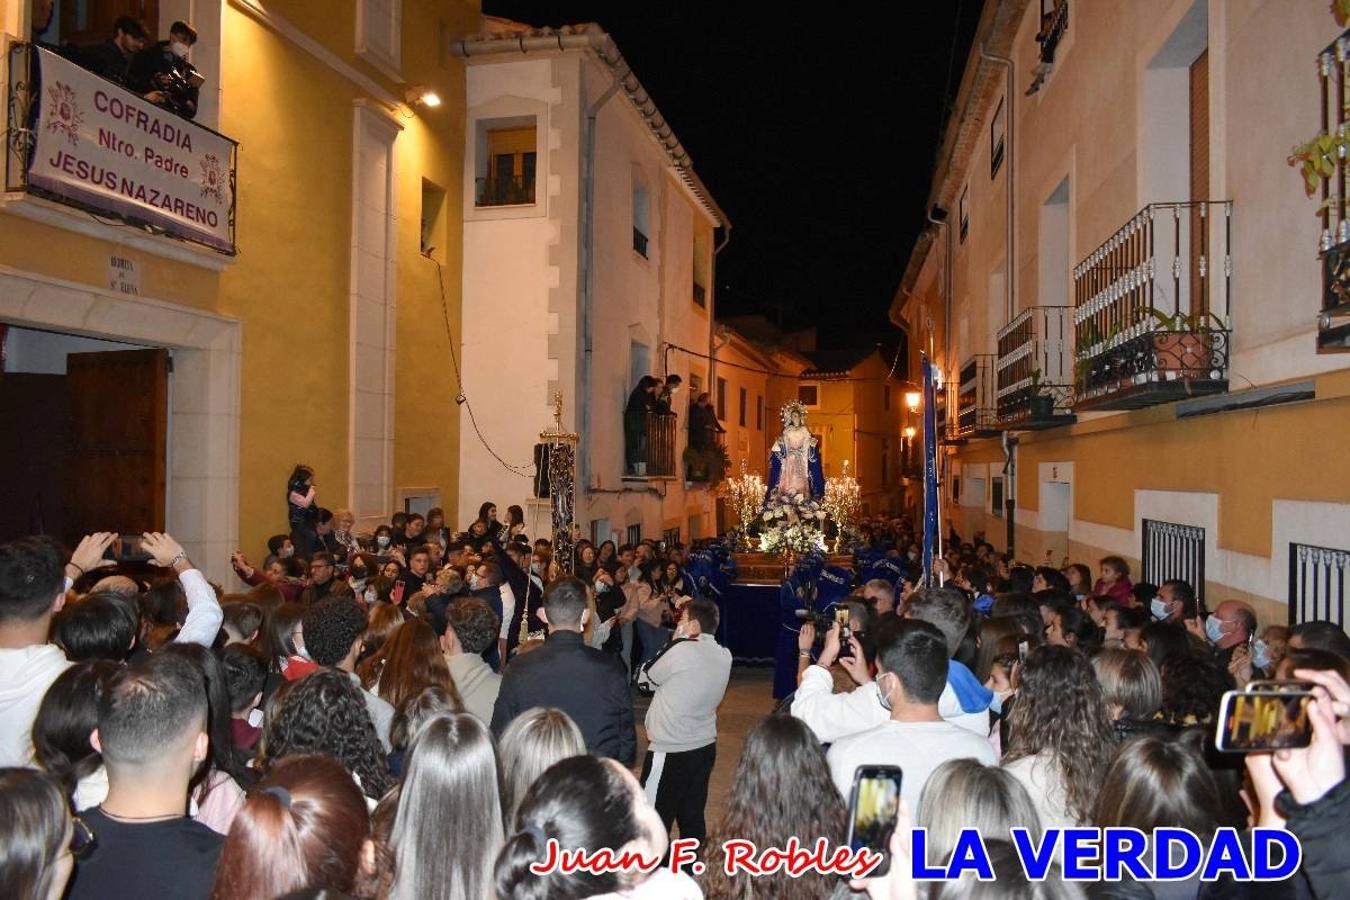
top-left (664, 341), bottom-right (913, 384)
top-left (426, 252), bottom-right (534, 479)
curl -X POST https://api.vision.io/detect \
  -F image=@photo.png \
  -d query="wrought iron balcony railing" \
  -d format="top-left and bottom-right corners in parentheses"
top-left (625, 411), bottom-right (676, 479)
top-left (1315, 30), bottom-right (1350, 351)
top-left (1072, 201), bottom-right (1232, 411)
top-left (633, 227), bottom-right (650, 258)
top-left (1027, 0), bottom-right (1069, 95)
top-left (995, 305), bottom-right (1076, 429)
top-left (693, 282), bottom-right (707, 307)
top-left (475, 174), bottom-right (535, 207)
top-left (957, 354), bottom-right (1001, 438)
top-left (5, 42), bottom-right (238, 255)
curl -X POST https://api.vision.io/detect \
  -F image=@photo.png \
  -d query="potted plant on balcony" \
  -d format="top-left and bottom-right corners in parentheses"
top-left (1147, 308), bottom-right (1227, 377)
top-left (1027, 368), bottom-right (1056, 418)
top-left (683, 444), bottom-right (731, 485)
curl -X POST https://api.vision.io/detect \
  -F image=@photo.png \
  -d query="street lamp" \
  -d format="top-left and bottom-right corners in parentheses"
top-left (903, 426), bottom-right (917, 440)
top-left (904, 391), bottom-right (921, 411)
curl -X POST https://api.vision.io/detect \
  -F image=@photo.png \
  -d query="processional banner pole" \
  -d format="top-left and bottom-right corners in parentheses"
top-left (921, 355), bottom-right (940, 587)
top-left (540, 392), bottom-right (579, 575)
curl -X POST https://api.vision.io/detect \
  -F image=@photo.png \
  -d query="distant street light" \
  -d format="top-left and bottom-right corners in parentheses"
top-left (903, 426), bottom-right (917, 440)
top-left (904, 391), bottom-right (922, 411)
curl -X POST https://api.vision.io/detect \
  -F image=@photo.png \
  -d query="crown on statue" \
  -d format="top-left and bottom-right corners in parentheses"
top-left (780, 399), bottom-right (808, 425)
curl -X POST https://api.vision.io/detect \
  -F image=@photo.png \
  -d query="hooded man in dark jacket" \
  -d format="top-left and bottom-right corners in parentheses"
top-left (490, 576), bottom-right (635, 764)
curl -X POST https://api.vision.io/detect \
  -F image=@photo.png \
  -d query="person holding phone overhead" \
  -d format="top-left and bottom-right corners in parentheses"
top-left (827, 618), bottom-right (996, 812)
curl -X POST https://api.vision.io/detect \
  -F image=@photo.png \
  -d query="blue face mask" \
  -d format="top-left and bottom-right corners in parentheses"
top-left (1205, 615), bottom-right (1226, 644)
top-left (376, 535), bottom-right (390, 548)
top-left (1150, 598), bottom-right (1169, 621)
top-left (1252, 638), bottom-right (1272, 671)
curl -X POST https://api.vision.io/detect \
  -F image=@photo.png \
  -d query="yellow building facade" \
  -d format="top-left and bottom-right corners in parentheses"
top-left (1, 0), bottom-right (479, 583)
top-left (895, 0), bottom-right (1350, 626)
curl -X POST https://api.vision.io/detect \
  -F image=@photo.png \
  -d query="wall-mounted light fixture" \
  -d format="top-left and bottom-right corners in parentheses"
top-left (903, 426), bottom-right (917, 440)
top-left (406, 87), bottom-right (442, 108)
top-left (904, 391), bottom-right (922, 411)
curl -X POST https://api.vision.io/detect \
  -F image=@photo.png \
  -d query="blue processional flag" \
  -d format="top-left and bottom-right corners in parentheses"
top-left (922, 355), bottom-right (940, 586)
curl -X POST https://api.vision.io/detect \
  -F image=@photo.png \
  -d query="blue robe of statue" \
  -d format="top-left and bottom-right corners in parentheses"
top-left (764, 435), bottom-right (825, 504)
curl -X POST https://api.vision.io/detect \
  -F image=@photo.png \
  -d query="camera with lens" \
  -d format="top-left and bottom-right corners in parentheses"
top-left (794, 606), bottom-right (854, 657)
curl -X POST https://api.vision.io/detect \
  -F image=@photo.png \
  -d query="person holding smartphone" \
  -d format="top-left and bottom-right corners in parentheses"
top-left (826, 618), bottom-right (997, 812)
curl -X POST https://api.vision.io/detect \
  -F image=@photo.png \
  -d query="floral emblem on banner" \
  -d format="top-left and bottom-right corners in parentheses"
top-left (199, 154), bottom-right (225, 203)
top-left (44, 81), bottom-right (82, 147)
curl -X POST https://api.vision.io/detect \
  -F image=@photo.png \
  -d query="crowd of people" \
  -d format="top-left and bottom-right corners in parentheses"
top-left (0, 473), bottom-right (1346, 898)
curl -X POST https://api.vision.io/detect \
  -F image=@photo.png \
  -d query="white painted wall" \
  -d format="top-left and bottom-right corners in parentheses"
top-left (459, 50), bottom-right (717, 541)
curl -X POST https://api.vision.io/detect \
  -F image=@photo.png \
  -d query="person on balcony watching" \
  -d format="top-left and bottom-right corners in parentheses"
top-left (652, 374), bottom-right (683, 415)
top-left (127, 20), bottom-right (201, 120)
top-left (688, 392), bottom-right (722, 451)
top-left (623, 376), bottom-right (660, 475)
top-left (77, 16), bottom-right (147, 84)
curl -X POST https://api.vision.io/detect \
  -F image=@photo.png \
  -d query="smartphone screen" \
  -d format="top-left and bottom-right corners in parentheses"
top-left (846, 765), bottom-right (903, 876)
top-left (1017, 640), bottom-right (1029, 664)
top-left (1216, 687), bottom-right (1314, 752)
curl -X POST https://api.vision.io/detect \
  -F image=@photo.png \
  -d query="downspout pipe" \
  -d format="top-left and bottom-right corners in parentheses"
top-left (707, 225), bottom-right (732, 395)
top-left (980, 41), bottom-right (1016, 552)
top-left (580, 68), bottom-right (625, 493)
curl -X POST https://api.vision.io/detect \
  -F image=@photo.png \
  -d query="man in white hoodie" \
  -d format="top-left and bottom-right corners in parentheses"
top-left (0, 532), bottom-right (115, 767)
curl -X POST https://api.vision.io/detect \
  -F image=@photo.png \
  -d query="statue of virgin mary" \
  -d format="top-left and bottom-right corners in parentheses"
top-left (765, 400), bottom-right (825, 503)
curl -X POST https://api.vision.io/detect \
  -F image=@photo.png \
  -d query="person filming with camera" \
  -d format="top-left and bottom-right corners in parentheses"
top-left (126, 20), bottom-right (203, 119)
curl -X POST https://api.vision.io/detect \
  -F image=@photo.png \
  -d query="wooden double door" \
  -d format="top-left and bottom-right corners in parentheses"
top-left (0, 348), bottom-right (167, 546)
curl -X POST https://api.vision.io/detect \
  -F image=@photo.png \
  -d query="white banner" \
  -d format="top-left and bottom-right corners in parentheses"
top-left (26, 45), bottom-right (235, 253)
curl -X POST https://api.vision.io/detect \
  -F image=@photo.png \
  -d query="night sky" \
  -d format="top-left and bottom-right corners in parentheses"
top-left (485, 0), bottom-right (983, 351)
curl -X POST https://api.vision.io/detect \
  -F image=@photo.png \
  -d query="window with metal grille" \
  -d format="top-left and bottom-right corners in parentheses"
top-left (1141, 519), bottom-right (1206, 608)
top-left (663, 527), bottom-right (680, 548)
top-left (626, 524), bottom-right (642, 546)
top-left (1289, 543), bottom-right (1349, 630)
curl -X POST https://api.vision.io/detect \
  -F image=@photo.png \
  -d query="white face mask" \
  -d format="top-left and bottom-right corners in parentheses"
top-left (1149, 598), bottom-right (1169, 621)
top-left (246, 707), bottom-right (265, 728)
top-left (170, 40), bottom-right (190, 59)
top-left (364, 589), bottom-right (377, 605)
top-left (376, 535), bottom-right (391, 548)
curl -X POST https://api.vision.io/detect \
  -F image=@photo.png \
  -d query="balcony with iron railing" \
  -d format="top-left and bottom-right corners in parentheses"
top-left (1072, 200), bottom-right (1232, 411)
top-left (5, 42), bottom-right (237, 256)
top-left (633, 227), bottom-right (650, 258)
top-left (957, 354), bottom-right (1001, 438)
top-left (624, 411), bottom-right (676, 479)
top-left (475, 174), bottom-right (535, 207)
top-left (1314, 30), bottom-right (1350, 351)
top-left (995, 306), bottom-right (1076, 429)
top-left (932, 375), bottom-right (959, 444)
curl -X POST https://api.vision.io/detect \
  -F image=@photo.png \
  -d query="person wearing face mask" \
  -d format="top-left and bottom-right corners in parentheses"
top-left (371, 524), bottom-right (394, 555)
top-left (469, 561), bottom-right (505, 670)
top-left (1145, 579), bottom-right (1190, 624)
top-left (635, 598), bottom-right (730, 848)
top-left (126, 20), bottom-right (203, 119)
top-left (1204, 599), bottom-right (1258, 678)
top-left (826, 617), bottom-right (997, 812)
top-left (652, 373), bottom-right (683, 414)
